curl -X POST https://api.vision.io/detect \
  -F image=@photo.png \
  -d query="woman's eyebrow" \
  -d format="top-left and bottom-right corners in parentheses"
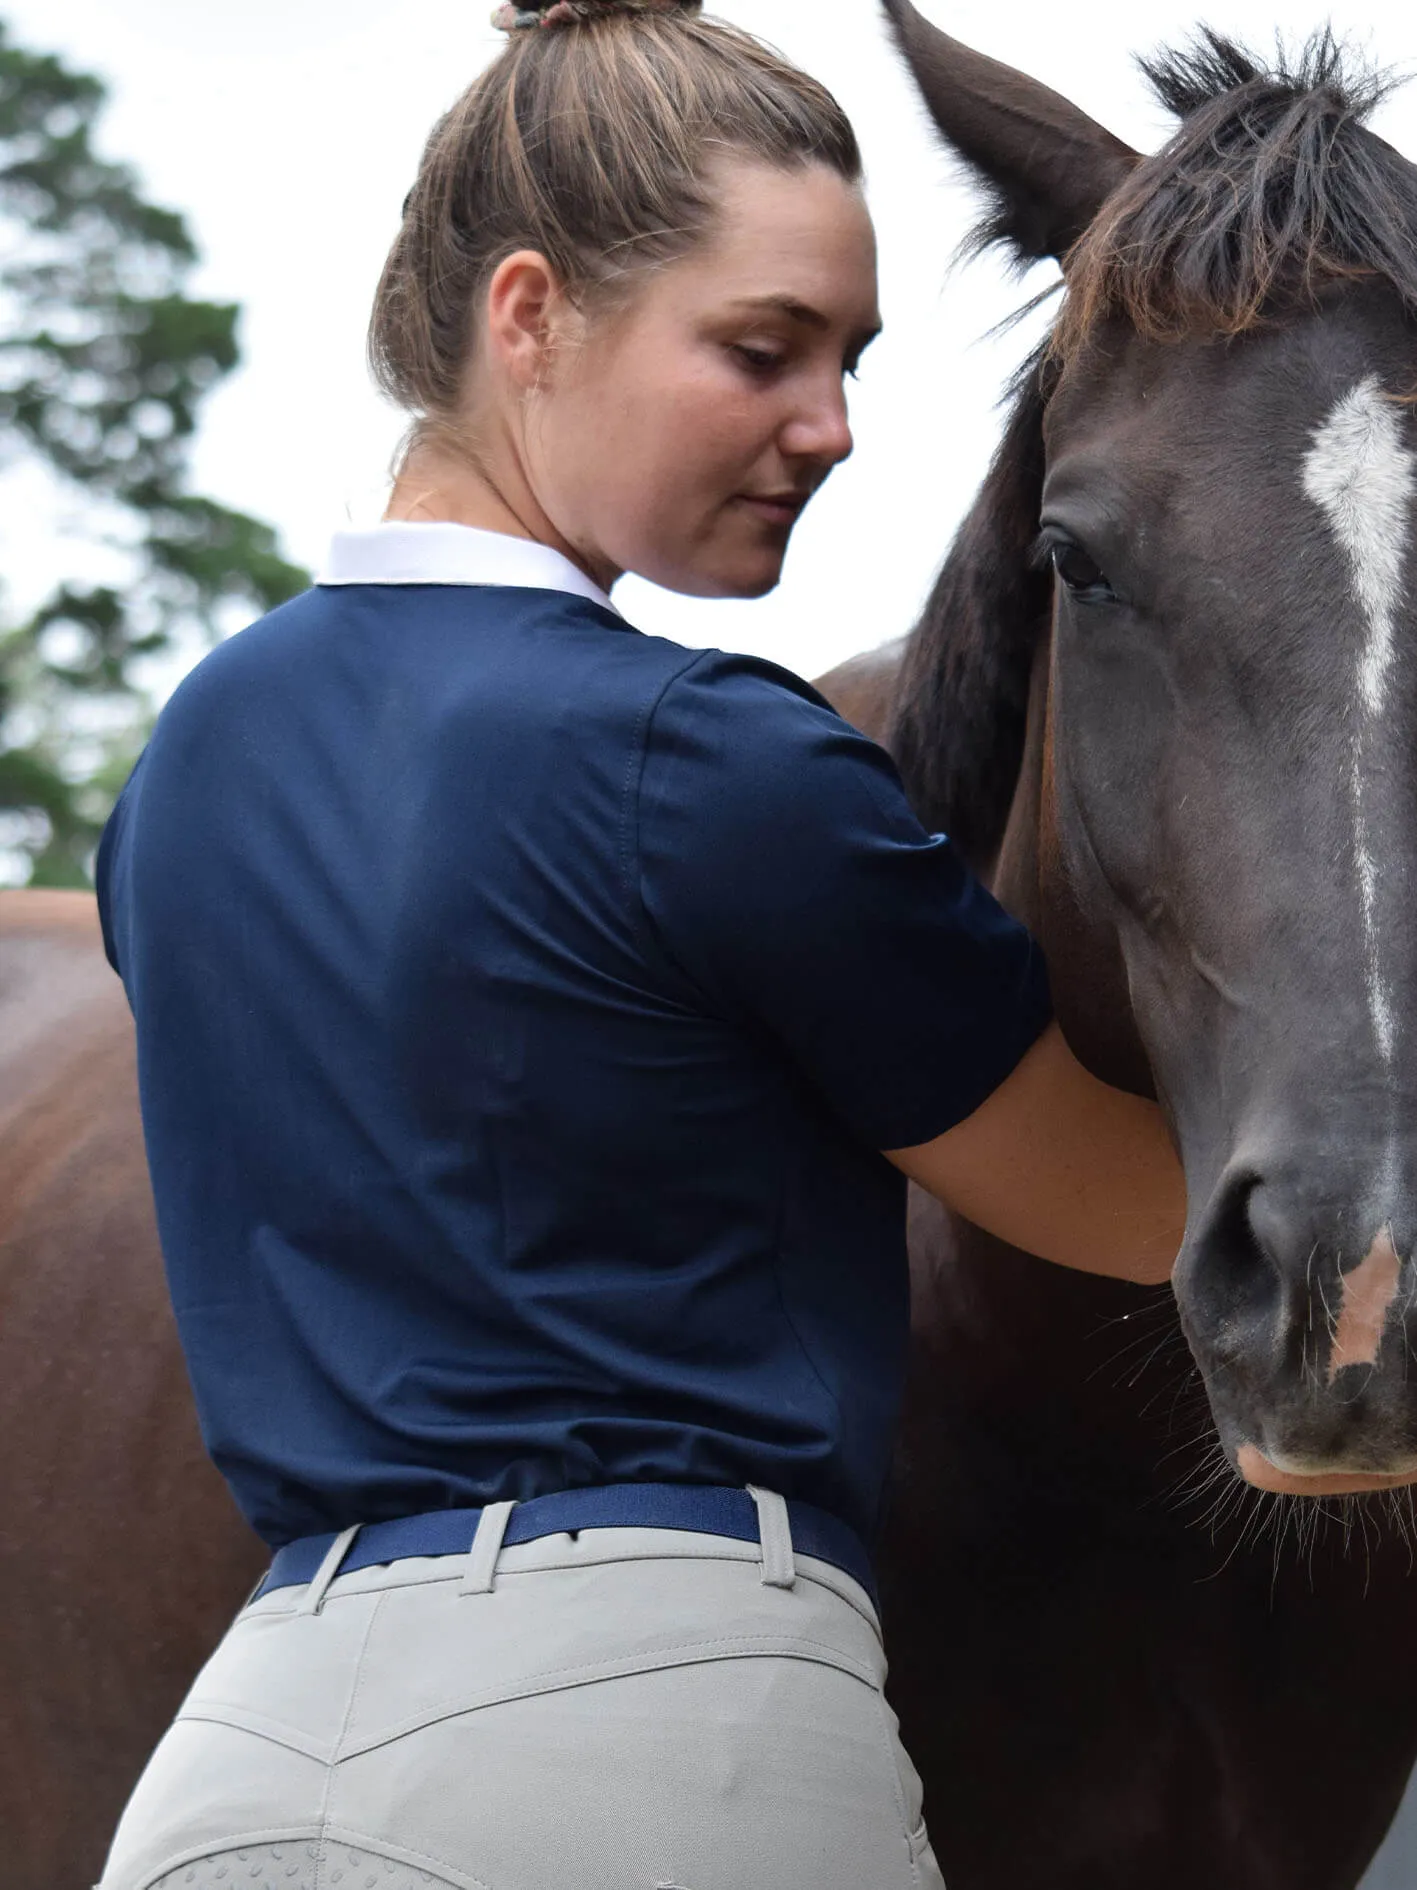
top-left (728, 293), bottom-right (883, 347)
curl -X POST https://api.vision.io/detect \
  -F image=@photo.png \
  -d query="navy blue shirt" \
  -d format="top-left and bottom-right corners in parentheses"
top-left (96, 525), bottom-right (1049, 1548)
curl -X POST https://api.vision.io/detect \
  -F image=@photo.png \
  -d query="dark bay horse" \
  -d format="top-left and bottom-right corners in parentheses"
top-left (815, 7), bottom-right (1417, 1887)
top-left (12, 12), bottom-right (1417, 1889)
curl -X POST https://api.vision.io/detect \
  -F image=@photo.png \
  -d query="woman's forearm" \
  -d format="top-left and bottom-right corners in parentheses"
top-left (885, 1022), bottom-right (1184, 1284)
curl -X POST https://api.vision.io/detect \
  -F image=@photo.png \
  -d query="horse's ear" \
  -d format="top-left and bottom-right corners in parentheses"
top-left (883, 0), bottom-right (1138, 262)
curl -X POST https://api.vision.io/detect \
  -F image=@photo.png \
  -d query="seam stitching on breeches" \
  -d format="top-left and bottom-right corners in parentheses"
top-left (315, 1591), bottom-right (388, 1889)
top-left (126, 1838), bottom-right (472, 1890)
top-left (873, 1691), bottom-right (927, 1890)
top-left (112, 1828), bottom-right (325, 1890)
top-left (330, 1633), bottom-right (882, 1761)
top-left (321, 1828), bottom-right (493, 1890)
top-left (181, 1631), bottom-right (878, 1763)
top-left (173, 1707), bottom-right (332, 1765)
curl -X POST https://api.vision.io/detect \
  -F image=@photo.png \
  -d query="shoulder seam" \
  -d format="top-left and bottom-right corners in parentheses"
top-left (618, 646), bottom-right (720, 970)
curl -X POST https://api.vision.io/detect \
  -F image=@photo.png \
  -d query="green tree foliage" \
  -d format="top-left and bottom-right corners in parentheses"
top-left (0, 21), bottom-right (307, 886)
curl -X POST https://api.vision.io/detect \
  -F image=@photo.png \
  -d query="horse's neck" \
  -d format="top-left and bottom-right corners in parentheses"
top-left (992, 643), bottom-right (1154, 1097)
top-left (910, 642), bottom-right (1177, 1450)
top-left (991, 642), bottom-right (1049, 926)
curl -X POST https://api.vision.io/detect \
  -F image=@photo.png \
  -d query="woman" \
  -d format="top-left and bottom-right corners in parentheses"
top-left (95, 4), bottom-right (1183, 1887)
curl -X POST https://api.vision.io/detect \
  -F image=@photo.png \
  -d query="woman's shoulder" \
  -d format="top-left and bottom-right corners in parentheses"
top-left (637, 640), bottom-right (920, 885)
top-left (644, 640), bottom-right (895, 790)
top-left (643, 641), bottom-right (862, 761)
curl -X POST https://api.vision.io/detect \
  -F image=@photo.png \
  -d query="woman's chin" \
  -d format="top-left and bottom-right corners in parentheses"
top-left (726, 567), bottom-right (786, 600)
top-left (645, 558), bottom-right (786, 601)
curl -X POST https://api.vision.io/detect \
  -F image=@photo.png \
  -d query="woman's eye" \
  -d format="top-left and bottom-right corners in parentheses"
top-left (733, 345), bottom-right (786, 375)
top-left (1050, 540), bottom-right (1115, 601)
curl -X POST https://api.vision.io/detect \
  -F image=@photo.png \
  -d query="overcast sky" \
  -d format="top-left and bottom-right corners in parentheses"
top-left (5, 0), bottom-right (1417, 686)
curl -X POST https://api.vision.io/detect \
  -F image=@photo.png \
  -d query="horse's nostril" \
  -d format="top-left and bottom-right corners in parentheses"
top-left (1182, 1172), bottom-right (1285, 1351)
top-left (1242, 1183), bottom-right (1296, 1281)
top-left (1180, 1173), bottom-right (1417, 1476)
top-left (1185, 1174), bottom-right (1410, 1395)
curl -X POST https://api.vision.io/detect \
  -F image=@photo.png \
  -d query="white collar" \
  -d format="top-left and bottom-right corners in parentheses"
top-left (318, 522), bottom-right (619, 615)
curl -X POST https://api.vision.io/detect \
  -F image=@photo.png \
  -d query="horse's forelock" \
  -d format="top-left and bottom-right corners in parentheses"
top-left (1138, 26), bottom-right (1375, 123)
top-left (1053, 29), bottom-right (1417, 362)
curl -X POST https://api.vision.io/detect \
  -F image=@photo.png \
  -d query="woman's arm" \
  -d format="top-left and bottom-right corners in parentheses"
top-left (885, 1022), bottom-right (1183, 1284)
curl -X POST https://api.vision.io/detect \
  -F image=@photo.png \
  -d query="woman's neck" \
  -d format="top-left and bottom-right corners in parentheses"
top-left (383, 436), bottom-right (618, 595)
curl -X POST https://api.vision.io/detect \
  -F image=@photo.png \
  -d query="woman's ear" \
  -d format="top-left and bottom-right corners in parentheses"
top-left (483, 250), bottom-right (576, 391)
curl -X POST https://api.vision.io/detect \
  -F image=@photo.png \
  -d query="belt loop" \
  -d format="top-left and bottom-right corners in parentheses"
top-left (460, 1500), bottom-right (516, 1596)
top-left (747, 1485), bottom-right (796, 1591)
top-left (298, 1524), bottom-right (361, 1617)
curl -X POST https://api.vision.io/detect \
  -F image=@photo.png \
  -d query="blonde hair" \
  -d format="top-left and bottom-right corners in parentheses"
top-left (369, 10), bottom-right (862, 434)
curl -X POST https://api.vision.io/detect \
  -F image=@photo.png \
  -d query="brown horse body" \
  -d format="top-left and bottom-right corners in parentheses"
top-left (0, 892), bottom-right (260, 1890)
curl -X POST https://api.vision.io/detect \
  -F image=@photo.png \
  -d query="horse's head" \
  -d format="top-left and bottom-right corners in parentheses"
top-left (886, 1), bottom-right (1417, 1496)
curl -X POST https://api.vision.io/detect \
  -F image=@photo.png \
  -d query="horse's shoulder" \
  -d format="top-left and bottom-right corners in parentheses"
top-left (812, 636), bottom-right (908, 747)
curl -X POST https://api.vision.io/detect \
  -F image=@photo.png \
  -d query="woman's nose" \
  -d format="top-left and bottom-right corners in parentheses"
top-left (781, 382), bottom-right (854, 468)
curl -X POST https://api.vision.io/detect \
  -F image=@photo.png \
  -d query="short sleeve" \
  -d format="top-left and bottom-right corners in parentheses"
top-left (636, 650), bottom-right (1051, 1151)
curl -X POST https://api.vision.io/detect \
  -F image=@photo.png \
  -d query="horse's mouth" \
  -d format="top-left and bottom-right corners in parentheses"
top-left (1235, 1444), bottom-right (1417, 1497)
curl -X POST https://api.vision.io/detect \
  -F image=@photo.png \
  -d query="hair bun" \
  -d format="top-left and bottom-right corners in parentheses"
top-left (493, 0), bottom-right (702, 31)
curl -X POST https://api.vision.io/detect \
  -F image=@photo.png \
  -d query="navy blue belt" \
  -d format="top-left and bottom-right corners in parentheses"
top-left (257, 1482), bottom-right (877, 1606)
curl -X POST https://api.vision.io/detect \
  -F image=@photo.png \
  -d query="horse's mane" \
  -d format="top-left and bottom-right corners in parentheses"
top-left (1057, 29), bottom-right (1417, 358)
top-left (888, 349), bottom-right (1053, 866)
top-left (891, 31), bottom-right (1417, 862)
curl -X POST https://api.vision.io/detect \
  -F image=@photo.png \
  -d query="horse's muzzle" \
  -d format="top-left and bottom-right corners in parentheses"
top-left (1176, 1162), bottom-right (1417, 1490)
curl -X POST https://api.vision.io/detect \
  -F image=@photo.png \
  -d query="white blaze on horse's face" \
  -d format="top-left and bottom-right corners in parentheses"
top-left (1301, 375), bottom-right (1416, 1067)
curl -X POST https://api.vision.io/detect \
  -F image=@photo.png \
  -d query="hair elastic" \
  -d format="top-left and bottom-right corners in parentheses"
top-left (492, 0), bottom-right (702, 31)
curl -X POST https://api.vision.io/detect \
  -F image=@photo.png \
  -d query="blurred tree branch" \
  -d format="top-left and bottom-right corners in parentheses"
top-left (0, 22), bottom-right (308, 886)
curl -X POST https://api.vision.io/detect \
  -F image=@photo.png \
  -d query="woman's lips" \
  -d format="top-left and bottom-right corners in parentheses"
top-left (737, 494), bottom-right (807, 526)
top-left (1236, 1444), bottom-right (1417, 1496)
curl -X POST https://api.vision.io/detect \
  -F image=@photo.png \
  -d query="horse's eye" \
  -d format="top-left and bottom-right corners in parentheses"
top-left (1050, 540), bottom-right (1114, 600)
